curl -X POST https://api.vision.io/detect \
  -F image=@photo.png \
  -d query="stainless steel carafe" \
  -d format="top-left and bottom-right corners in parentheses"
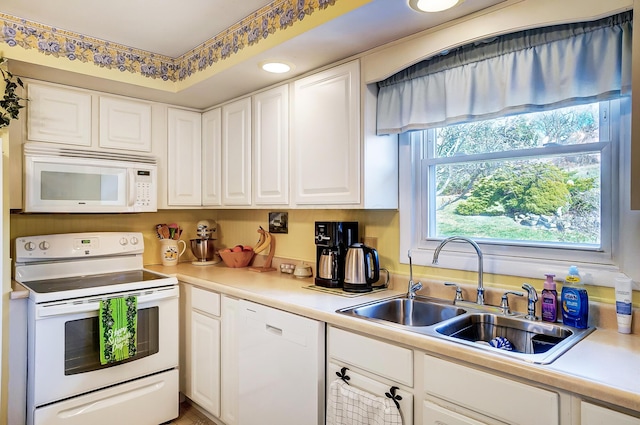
top-left (344, 243), bottom-right (388, 293)
top-left (318, 249), bottom-right (337, 280)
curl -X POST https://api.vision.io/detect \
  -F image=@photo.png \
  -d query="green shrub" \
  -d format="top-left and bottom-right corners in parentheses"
top-left (456, 163), bottom-right (571, 216)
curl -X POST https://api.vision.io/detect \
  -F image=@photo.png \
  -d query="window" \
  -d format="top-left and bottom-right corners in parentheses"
top-left (424, 101), bottom-right (612, 250)
top-left (399, 98), bottom-right (627, 281)
top-left (387, 10), bottom-right (634, 284)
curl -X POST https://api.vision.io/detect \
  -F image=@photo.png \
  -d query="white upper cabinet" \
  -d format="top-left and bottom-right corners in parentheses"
top-left (99, 96), bottom-right (152, 152)
top-left (222, 97), bottom-right (252, 206)
top-left (292, 60), bottom-right (361, 205)
top-left (27, 83), bottom-right (92, 146)
top-left (202, 108), bottom-right (222, 206)
top-left (167, 108), bottom-right (202, 206)
top-left (253, 85), bottom-right (289, 205)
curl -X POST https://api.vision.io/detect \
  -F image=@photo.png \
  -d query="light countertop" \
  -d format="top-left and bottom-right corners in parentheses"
top-left (13, 262), bottom-right (639, 413)
top-left (145, 262), bottom-right (640, 414)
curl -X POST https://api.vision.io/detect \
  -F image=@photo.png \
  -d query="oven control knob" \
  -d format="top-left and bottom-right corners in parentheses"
top-left (24, 241), bottom-right (36, 251)
top-left (130, 236), bottom-right (139, 245)
top-left (119, 237), bottom-right (128, 246)
top-left (39, 241), bottom-right (50, 251)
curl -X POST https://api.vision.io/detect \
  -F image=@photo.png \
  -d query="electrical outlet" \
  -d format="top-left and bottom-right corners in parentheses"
top-left (363, 236), bottom-right (378, 250)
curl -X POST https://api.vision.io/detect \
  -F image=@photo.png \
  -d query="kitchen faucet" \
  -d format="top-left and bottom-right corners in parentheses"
top-left (432, 236), bottom-right (485, 305)
top-left (522, 283), bottom-right (539, 320)
top-left (407, 250), bottom-right (423, 299)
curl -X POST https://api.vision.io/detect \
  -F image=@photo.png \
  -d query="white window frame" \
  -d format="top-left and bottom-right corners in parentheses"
top-left (399, 98), bottom-right (639, 287)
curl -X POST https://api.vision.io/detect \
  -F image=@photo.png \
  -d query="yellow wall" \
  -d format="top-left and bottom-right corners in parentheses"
top-left (10, 208), bottom-right (631, 305)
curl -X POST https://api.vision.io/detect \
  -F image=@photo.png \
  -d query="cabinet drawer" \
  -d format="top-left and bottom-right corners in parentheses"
top-left (191, 286), bottom-right (220, 317)
top-left (581, 402), bottom-right (640, 425)
top-left (423, 400), bottom-right (487, 425)
top-left (424, 355), bottom-right (558, 425)
top-left (328, 327), bottom-right (413, 386)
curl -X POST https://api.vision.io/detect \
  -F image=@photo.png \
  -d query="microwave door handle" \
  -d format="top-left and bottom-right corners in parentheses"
top-left (128, 169), bottom-right (137, 207)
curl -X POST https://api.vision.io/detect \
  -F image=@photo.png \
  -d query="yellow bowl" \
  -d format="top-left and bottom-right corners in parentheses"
top-left (219, 250), bottom-right (254, 268)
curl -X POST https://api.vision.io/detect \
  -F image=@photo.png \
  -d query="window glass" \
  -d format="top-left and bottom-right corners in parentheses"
top-left (424, 102), bottom-right (607, 249)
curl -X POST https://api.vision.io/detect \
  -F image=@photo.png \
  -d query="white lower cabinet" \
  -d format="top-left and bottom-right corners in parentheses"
top-left (220, 295), bottom-right (239, 425)
top-left (423, 355), bottom-right (559, 425)
top-left (581, 401), bottom-right (640, 425)
top-left (180, 284), bottom-right (222, 419)
top-left (189, 286), bottom-right (221, 417)
top-left (327, 326), bottom-right (414, 424)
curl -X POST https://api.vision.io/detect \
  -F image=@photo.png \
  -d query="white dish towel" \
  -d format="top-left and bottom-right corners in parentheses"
top-left (326, 379), bottom-right (403, 425)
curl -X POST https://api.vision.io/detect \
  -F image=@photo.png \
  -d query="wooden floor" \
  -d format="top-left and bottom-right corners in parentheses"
top-left (163, 401), bottom-right (217, 425)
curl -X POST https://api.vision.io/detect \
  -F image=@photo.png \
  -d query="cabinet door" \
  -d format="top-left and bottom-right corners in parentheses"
top-left (253, 85), bottom-right (289, 205)
top-left (99, 96), bottom-right (152, 152)
top-left (202, 108), bottom-right (222, 206)
top-left (221, 296), bottom-right (239, 425)
top-left (292, 60), bottom-right (360, 205)
top-left (327, 362), bottom-right (413, 424)
top-left (222, 97), bottom-right (252, 206)
top-left (191, 310), bottom-right (221, 418)
top-left (581, 402), bottom-right (640, 425)
top-left (27, 83), bottom-right (92, 146)
top-left (167, 108), bottom-right (202, 206)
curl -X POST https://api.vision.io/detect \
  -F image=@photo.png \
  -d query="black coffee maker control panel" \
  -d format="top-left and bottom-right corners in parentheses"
top-left (314, 221), bottom-right (358, 288)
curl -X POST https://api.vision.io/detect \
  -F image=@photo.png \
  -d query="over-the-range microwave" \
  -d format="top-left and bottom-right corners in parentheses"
top-left (23, 143), bottom-right (157, 213)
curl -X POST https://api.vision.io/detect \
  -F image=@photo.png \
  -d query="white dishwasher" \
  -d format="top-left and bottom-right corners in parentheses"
top-left (238, 300), bottom-right (325, 425)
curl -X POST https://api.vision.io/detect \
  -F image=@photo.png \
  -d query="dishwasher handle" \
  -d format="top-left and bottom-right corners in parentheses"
top-left (265, 324), bottom-right (283, 336)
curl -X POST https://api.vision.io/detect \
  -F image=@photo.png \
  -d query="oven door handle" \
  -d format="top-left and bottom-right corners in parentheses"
top-left (37, 287), bottom-right (179, 318)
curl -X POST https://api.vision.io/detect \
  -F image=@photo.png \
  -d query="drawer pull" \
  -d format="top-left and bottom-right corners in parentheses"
top-left (336, 366), bottom-right (351, 384)
top-left (385, 386), bottom-right (403, 410)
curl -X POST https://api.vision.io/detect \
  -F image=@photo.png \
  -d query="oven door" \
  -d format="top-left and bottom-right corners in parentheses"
top-left (27, 285), bottom-right (179, 408)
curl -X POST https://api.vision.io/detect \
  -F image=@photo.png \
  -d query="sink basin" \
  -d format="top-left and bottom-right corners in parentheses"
top-left (434, 312), bottom-right (594, 363)
top-left (337, 296), bottom-right (466, 327)
top-left (337, 295), bottom-right (594, 364)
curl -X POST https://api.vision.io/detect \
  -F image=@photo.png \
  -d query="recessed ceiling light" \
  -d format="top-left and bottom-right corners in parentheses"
top-left (409, 0), bottom-right (464, 12)
top-left (260, 61), bottom-right (292, 74)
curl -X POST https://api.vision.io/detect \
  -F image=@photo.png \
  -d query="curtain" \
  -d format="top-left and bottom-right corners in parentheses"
top-left (376, 12), bottom-right (632, 135)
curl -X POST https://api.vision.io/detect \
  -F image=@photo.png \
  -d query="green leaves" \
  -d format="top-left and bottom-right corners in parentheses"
top-left (0, 56), bottom-right (26, 129)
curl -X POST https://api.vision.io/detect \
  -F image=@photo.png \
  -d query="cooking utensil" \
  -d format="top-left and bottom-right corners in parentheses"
top-left (156, 224), bottom-right (170, 239)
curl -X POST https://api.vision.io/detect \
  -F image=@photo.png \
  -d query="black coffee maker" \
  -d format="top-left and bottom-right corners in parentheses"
top-left (314, 221), bottom-right (358, 288)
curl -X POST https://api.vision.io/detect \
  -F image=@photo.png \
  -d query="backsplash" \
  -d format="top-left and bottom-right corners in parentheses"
top-left (10, 208), bottom-right (628, 305)
top-left (10, 209), bottom-right (399, 268)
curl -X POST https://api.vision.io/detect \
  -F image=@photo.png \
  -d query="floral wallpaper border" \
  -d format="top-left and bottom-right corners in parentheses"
top-left (0, 0), bottom-right (339, 82)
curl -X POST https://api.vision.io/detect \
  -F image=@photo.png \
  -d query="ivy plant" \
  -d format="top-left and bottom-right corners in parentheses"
top-left (0, 56), bottom-right (26, 129)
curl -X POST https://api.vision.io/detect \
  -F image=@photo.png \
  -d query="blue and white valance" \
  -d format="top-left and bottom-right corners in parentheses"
top-left (376, 11), bottom-right (632, 135)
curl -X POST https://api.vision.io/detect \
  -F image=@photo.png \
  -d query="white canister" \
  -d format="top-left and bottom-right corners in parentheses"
top-left (160, 239), bottom-right (186, 266)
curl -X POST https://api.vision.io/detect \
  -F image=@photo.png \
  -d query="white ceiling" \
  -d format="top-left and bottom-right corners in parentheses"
top-left (2, 0), bottom-right (507, 109)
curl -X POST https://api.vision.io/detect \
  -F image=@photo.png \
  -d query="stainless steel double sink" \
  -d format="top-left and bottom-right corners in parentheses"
top-left (336, 295), bottom-right (594, 364)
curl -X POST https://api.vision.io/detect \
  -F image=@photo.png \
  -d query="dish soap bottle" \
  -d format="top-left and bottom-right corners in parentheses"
top-left (561, 266), bottom-right (589, 328)
top-left (541, 274), bottom-right (557, 323)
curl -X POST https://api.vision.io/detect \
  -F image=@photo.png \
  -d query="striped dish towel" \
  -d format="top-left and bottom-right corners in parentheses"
top-left (326, 379), bottom-right (403, 425)
top-left (99, 296), bottom-right (138, 364)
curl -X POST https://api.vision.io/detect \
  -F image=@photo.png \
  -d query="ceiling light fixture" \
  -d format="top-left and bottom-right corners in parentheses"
top-left (409, 0), bottom-right (464, 12)
top-left (260, 61), bottom-right (293, 74)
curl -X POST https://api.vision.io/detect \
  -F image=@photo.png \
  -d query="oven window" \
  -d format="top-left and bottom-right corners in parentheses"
top-left (64, 307), bottom-right (159, 375)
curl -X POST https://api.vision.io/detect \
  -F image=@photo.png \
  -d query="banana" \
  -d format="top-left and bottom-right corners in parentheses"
top-left (254, 228), bottom-right (272, 254)
top-left (254, 227), bottom-right (266, 250)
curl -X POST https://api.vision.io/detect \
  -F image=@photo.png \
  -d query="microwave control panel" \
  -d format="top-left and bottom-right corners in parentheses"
top-left (134, 169), bottom-right (154, 207)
